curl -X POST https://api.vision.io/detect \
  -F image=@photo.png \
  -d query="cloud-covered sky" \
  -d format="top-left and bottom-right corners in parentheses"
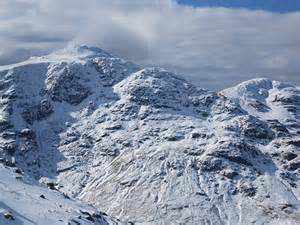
top-left (0, 0), bottom-right (300, 90)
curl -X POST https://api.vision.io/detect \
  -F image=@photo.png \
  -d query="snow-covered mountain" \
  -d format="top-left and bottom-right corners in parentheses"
top-left (0, 45), bottom-right (299, 225)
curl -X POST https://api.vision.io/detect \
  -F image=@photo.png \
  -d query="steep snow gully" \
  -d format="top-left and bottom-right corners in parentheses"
top-left (0, 45), bottom-right (299, 224)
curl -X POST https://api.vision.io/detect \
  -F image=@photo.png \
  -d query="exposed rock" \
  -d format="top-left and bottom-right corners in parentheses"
top-left (40, 194), bottom-right (46, 199)
top-left (286, 161), bottom-right (300, 171)
top-left (238, 182), bottom-right (257, 197)
top-left (221, 169), bottom-right (238, 179)
top-left (0, 118), bottom-right (12, 130)
top-left (19, 128), bottom-right (36, 139)
top-left (286, 139), bottom-right (300, 147)
top-left (3, 212), bottom-right (15, 220)
top-left (1, 142), bottom-right (16, 155)
top-left (21, 99), bottom-right (53, 124)
top-left (46, 182), bottom-right (57, 190)
top-left (1, 131), bottom-right (16, 139)
top-left (267, 119), bottom-right (290, 137)
top-left (200, 157), bottom-right (224, 172)
top-left (282, 152), bottom-right (297, 161)
top-left (45, 64), bottom-right (91, 105)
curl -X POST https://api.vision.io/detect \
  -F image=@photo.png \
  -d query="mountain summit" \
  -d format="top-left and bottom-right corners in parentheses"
top-left (0, 45), bottom-right (299, 224)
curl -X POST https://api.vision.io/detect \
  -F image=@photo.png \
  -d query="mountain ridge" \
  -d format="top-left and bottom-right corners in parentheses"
top-left (0, 45), bottom-right (299, 224)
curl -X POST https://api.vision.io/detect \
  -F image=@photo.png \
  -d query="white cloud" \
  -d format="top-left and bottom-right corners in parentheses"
top-left (0, 0), bottom-right (299, 89)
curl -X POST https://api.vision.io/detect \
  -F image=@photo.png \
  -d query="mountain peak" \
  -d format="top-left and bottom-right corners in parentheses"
top-left (42, 44), bottom-right (113, 62)
top-left (0, 45), bottom-right (114, 71)
top-left (59, 44), bottom-right (111, 57)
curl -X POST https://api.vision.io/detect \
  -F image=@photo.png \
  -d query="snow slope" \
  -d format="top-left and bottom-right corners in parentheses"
top-left (0, 45), bottom-right (299, 224)
top-left (0, 164), bottom-right (120, 225)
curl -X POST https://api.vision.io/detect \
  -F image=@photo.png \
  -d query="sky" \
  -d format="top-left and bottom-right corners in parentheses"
top-left (0, 0), bottom-right (299, 90)
top-left (178, 0), bottom-right (300, 13)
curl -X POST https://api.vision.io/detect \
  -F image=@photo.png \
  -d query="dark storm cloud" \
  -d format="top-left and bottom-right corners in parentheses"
top-left (0, 0), bottom-right (299, 90)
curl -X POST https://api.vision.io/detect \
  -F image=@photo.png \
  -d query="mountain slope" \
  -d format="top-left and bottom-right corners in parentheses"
top-left (0, 164), bottom-right (120, 225)
top-left (0, 45), bottom-right (299, 224)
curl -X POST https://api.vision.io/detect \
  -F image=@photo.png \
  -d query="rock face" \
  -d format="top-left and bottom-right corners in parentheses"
top-left (0, 45), bottom-right (299, 225)
top-left (45, 63), bottom-right (91, 105)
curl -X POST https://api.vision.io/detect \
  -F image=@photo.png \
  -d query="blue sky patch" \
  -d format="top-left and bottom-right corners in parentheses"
top-left (177, 0), bottom-right (300, 13)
